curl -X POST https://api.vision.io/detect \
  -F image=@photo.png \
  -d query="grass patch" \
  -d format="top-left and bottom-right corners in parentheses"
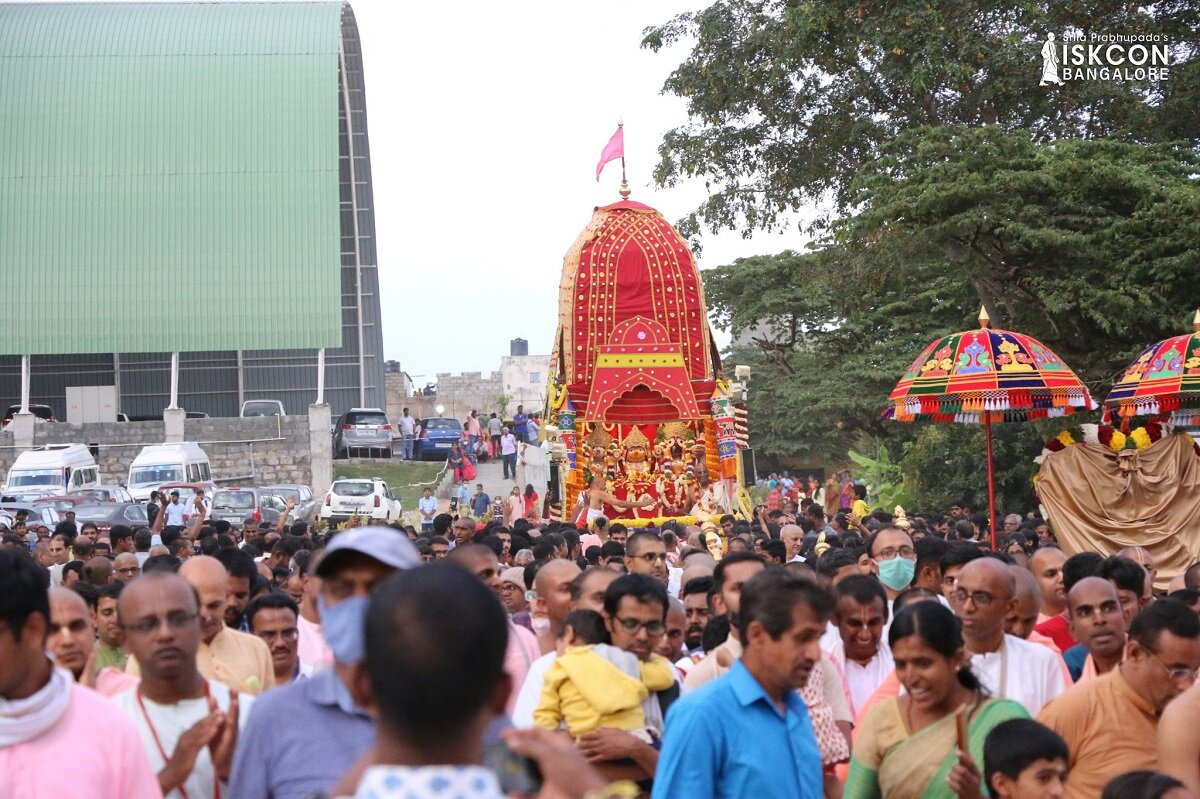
top-left (333, 461), bottom-right (444, 511)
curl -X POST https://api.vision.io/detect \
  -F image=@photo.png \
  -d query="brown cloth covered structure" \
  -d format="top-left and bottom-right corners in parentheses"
top-left (1036, 433), bottom-right (1200, 590)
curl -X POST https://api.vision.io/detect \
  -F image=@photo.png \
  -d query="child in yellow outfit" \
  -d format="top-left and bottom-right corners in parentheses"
top-left (533, 610), bottom-right (675, 738)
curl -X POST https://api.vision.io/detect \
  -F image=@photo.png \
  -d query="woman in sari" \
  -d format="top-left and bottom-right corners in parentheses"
top-left (523, 483), bottom-right (539, 523)
top-left (844, 602), bottom-right (1028, 799)
top-left (447, 443), bottom-right (466, 484)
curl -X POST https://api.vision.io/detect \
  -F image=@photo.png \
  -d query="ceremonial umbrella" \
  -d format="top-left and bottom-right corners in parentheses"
top-left (884, 308), bottom-right (1097, 548)
top-left (1104, 311), bottom-right (1200, 429)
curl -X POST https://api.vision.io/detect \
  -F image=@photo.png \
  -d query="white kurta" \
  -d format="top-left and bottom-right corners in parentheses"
top-left (969, 634), bottom-right (1067, 717)
top-left (111, 679), bottom-right (253, 799)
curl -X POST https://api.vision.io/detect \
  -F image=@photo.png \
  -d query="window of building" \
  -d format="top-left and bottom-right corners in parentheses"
top-left (529, 372), bottom-right (541, 384)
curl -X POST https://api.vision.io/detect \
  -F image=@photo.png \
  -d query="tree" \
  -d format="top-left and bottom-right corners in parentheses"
top-left (496, 393), bottom-right (514, 417)
top-left (702, 128), bottom-right (1200, 509)
top-left (643, 0), bottom-right (1200, 239)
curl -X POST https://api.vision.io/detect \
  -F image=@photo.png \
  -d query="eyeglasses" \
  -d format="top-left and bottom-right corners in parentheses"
top-left (255, 628), bottom-right (299, 643)
top-left (875, 547), bottom-right (916, 561)
top-left (951, 589), bottom-right (996, 607)
top-left (1150, 652), bottom-right (1200, 684)
top-left (499, 583), bottom-right (522, 593)
top-left (121, 611), bottom-right (198, 636)
top-left (615, 617), bottom-right (666, 636)
top-left (632, 552), bottom-right (667, 564)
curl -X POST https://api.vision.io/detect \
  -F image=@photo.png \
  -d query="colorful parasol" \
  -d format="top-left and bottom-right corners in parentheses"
top-left (1104, 310), bottom-right (1200, 428)
top-left (884, 307), bottom-right (1098, 547)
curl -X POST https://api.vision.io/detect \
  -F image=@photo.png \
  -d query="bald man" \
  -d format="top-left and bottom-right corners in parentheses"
top-left (126, 556), bottom-right (274, 695)
top-left (954, 558), bottom-right (1068, 716)
top-left (83, 556), bottom-right (114, 586)
top-left (780, 524), bottom-right (805, 563)
top-left (447, 544), bottom-right (539, 716)
top-left (1031, 547), bottom-right (1075, 652)
top-left (47, 587), bottom-right (95, 681)
top-left (1063, 577), bottom-right (1126, 683)
top-left (512, 558), bottom-right (585, 728)
top-left (110, 572), bottom-right (251, 799)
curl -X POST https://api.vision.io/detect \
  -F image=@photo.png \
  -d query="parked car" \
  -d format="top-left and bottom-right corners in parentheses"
top-left (2, 404), bottom-right (57, 427)
top-left (332, 408), bottom-right (393, 459)
top-left (70, 502), bottom-right (149, 534)
top-left (416, 417), bottom-right (463, 460)
top-left (241, 399), bottom-right (285, 417)
top-left (0, 502), bottom-right (62, 529)
top-left (210, 488), bottom-right (287, 528)
top-left (263, 484), bottom-right (318, 523)
top-left (318, 478), bottom-right (401, 525)
top-left (76, 485), bottom-right (134, 503)
top-left (2, 487), bottom-right (64, 502)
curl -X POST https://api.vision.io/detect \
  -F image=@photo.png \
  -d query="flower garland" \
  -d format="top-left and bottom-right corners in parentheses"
top-left (1037, 420), bottom-right (1178, 462)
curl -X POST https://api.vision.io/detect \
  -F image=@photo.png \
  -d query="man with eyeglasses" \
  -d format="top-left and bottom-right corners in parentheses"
top-left (577, 573), bottom-right (678, 785)
top-left (867, 526), bottom-right (917, 604)
top-left (0, 550), bottom-right (161, 798)
top-left (954, 557), bottom-right (1067, 716)
top-left (111, 570), bottom-right (251, 799)
top-left (246, 592), bottom-right (303, 687)
top-left (113, 551), bottom-right (141, 582)
top-left (1040, 600), bottom-right (1200, 799)
top-left (624, 531), bottom-right (669, 587)
top-left (229, 526), bottom-right (419, 799)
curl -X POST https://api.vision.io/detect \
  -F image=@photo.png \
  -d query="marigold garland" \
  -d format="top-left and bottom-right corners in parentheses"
top-left (1039, 421), bottom-right (1172, 459)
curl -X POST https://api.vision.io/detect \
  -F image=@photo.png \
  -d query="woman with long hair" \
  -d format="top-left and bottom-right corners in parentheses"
top-left (523, 483), bottom-right (539, 523)
top-left (844, 602), bottom-right (1028, 798)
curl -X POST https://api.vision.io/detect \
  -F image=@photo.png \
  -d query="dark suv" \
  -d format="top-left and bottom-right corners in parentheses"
top-left (332, 408), bottom-right (393, 459)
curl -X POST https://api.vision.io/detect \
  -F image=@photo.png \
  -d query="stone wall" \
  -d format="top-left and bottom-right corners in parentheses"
top-left (0, 416), bottom-right (314, 487)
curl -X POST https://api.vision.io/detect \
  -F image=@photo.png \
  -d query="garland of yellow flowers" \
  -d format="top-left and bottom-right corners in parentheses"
top-left (1042, 421), bottom-right (1167, 456)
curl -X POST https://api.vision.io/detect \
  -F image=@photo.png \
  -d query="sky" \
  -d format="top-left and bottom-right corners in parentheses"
top-left (361, 0), bottom-right (809, 381)
top-left (10, 0), bottom-right (810, 379)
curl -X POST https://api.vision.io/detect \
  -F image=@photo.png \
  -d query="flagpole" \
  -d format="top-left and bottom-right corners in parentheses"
top-left (618, 118), bottom-right (630, 199)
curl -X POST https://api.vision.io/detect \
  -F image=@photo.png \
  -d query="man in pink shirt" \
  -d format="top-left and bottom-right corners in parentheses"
top-left (0, 549), bottom-right (161, 799)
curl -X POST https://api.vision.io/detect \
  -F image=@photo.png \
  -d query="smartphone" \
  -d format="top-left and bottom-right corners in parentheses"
top-left (481, 739), bottom-right (542, 795)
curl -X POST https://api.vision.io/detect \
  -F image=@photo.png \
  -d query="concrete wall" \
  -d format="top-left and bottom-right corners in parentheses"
top-left (384, 356), bottom-right (550, 427)
top-left (0, 415), bottom-right (315, 487)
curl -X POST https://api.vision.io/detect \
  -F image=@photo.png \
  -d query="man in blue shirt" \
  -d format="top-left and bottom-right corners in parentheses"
top-left (228, 527), bottom-right (420, 799)
top-left (471, 483), bottom-right (491, 518)
top-left (652, 569), bottom-right (834, 799)
top-left (512, 404), bottom-right (528, 442)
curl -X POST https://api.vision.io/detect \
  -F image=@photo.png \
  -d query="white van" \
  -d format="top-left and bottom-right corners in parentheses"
top-left (127, 442), bottom-right (212, 501)
top-left (3, 444), bottom-right (101, 496)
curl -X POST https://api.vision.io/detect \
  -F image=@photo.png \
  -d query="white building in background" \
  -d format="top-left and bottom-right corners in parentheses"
top-left (386, 340), bottom-right (550, 424)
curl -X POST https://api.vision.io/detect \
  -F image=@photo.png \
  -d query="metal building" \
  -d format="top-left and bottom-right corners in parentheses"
top-left (0, 2), bottom-right (385, 418)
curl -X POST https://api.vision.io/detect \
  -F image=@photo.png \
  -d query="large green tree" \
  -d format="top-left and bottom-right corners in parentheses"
top-left (643, 0), bottom-right (1199, 238)
top-left (705, 129), bottom-right (1200, 511)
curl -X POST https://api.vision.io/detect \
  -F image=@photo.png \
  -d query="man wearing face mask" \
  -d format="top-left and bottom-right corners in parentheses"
top-left (228, 527), bottom-right (419, 799)
top-left (868, 527), bottom-right (916, 603)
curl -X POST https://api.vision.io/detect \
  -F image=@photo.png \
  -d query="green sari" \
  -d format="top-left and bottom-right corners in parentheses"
top-left (843, 697), bottom-right (1028, 799)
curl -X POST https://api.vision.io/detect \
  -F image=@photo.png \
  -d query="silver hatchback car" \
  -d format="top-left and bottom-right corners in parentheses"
top-left (332, 408), bottom-right (393, 459)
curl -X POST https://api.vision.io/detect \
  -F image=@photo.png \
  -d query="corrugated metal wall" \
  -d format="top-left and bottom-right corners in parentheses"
top-left (0, 2), bottom-right (386, 419)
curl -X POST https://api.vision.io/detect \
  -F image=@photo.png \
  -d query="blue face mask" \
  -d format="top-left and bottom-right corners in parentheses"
top-left (877, 556), bottom-right (916, 592)
top-left (318, 594), bottom-right (369, 665)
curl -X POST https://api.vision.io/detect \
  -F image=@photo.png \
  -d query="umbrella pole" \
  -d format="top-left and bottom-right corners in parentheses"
top-left (985, 415), bottom-right (997, 550)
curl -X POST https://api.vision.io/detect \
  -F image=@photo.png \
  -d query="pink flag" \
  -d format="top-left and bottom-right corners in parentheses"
top-left (595, 126), bottom-right (624, 181)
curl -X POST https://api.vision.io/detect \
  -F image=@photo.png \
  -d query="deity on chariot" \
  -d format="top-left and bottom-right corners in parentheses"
top-left (542, 177), bottom-right (753, 531)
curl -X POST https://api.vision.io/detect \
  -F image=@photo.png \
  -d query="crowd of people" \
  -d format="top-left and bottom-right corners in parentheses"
top-left (4, 473), bottom-right (1200, 799)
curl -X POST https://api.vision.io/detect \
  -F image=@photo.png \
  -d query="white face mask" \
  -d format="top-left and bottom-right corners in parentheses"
top-left (530, 615), bottom-right (551, 636)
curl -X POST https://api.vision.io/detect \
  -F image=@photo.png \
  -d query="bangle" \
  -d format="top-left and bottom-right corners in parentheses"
top-left (583, 781), bottom-right (640, 799)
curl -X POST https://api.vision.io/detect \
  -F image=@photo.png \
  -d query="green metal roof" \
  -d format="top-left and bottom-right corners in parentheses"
top-left (0, 2), bottom-right (345, 355)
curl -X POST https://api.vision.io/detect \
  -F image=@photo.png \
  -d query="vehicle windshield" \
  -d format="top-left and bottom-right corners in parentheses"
top-left (7, 469), bottom-right (64, 488)
top-left (422, 418), bottom-right (459, 430)
top-left (129, 466), bottom-right (184, 486)
top-left (214, 491), bottom-right (255, 510)
top-left (243, 402), bottom-right (282, 416)
top-left (332, 481), bottom-right (374, 497)
top-left (270, 487), bottom-right (300, 500)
